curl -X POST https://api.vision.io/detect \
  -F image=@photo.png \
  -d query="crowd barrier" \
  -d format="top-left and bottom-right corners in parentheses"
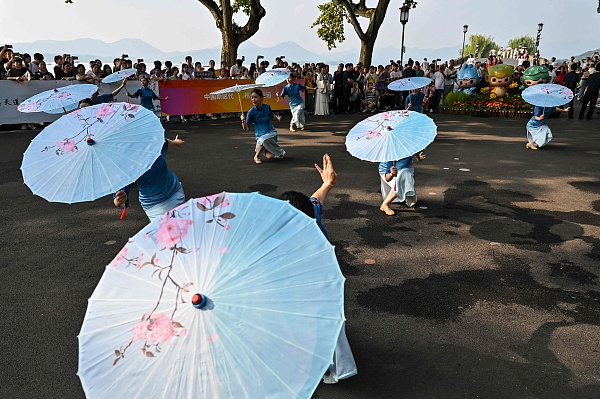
top-left (0, 78), bottom-right (303, 125)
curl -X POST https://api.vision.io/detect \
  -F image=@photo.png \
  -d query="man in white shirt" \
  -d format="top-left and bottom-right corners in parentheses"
top-left (428, 64), bottom-right (445, 112)
top-left (422, 58), bottom-right (429, 72)
top-left (389, 63), bottom-right (403, 108)
top-left (443, 60), bottom-right (457, 98)
top-left (230, 59), bottom-right (244, 79)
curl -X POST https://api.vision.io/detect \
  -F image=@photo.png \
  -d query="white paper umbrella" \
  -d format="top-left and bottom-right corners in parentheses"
top-left (255, 68), bottom-right (290, 87)
top-left (17, 84), bottom-right (98, 113)
top-left (345, 110), bottom-right (437, 162)
top-left (387, 77), bottom-right (432, 91)
top-left (78, 192), bottom-right (345, 399)
top-left (102, 68), bottom-right (137, 83)
top-left (21, 102), bottom-right (165, 203)
top-left (521, 83), bottom-right (574, 107)
top-left (210, 83), bottom-right (265, 113)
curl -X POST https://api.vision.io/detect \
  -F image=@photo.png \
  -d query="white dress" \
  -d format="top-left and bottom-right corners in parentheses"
top-left (315, 73), bottom-right (332, 116)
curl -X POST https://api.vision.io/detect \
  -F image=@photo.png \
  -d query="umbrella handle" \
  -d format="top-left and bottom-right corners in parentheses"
top-left (120, 206), bottom-right (127, 220)
top-left (237, 92), bottom-right (243, 114)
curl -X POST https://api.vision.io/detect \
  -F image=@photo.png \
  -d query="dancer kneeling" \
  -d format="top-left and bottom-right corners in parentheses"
top-left (526, 105), bottom-right (570, 150)
top-left (241, 88), bottom-right (286, 164)
top-left (281, 154), bottom-right (357, 384)
top-left (379, 151), bottom-right (426, 216)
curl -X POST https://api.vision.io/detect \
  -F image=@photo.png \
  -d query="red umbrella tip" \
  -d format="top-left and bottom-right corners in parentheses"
top-left (53, 88), bottom-right (58, 92)
top-left (192, 293), bottom-right (208, 309)
top-left (86, 138), bottom-right (96, 145)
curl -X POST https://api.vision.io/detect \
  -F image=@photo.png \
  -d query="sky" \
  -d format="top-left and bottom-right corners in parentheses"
top-left (1, 0), bottom-right (598, 56)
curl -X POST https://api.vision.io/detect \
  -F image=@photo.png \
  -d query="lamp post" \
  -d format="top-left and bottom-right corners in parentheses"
top-left (461, 25), bottom-right (468, 61)
top-left (399, 6), bottom-right (410, 67)
top-left (535, 22), bottom-right (543, 52)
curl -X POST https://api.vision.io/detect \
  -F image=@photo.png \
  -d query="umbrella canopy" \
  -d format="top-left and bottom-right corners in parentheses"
top-left (210, 83), bottom-right (266, 113)
top-left (102, 68), bottom-right (137, 83)
top-left (21, 102), bottom-right (165, 204)
top-left (78, 192), bottom-right (345, 399)
top-left (17, 84), bottom-right (98, 113)
top-left (521, 83), bottom-right (574, 107)
top-left (387, 77), bottom-right (432, 92)
top-left (255, 68), bottom-right (291, 87)
top-left (345, 110), bottom-right (437, 162)
top-left (209, 83), bottom-right (265, 95)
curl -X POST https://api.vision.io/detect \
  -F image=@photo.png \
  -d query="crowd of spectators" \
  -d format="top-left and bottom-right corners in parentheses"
top-left (2, 44), bottom-right (599, 122)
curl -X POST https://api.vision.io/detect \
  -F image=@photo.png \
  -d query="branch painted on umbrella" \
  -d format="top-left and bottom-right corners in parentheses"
top-left (196, 192), bottom-right (236, 229)
top-left (41, 104), bottom-right (142, 155)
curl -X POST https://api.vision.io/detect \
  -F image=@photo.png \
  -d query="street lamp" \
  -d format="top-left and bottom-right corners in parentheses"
top-left (461, 25), bottom-right (468, 60)
top-left (535, 22), bottom-right (543, 52)
top-left (399, 6), bottom-right (410, 67)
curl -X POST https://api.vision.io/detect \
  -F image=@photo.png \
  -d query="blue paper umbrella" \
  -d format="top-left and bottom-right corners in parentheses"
top-left (387, 77), bottom-right (432, 91)
top-left (17, 84), bottom-right (98, 113)
top-left (255, 68), bottom-right (290, 86)
top-left (521, 83), bottom-right (574, 107)
top-left (210, 83), bottom-right (265, 112)
top-left (101, 68), bottom-right (138, 83)
top-left (346, 110), bottom-right (437, 162)
top-left (78, 192), bottom-right (345, 399)
top-left (21, 102), bottom-right (165, 203)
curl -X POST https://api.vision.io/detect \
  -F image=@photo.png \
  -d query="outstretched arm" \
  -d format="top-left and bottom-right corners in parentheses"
top-left (111, 78), bottom-right (127, 96)
top-left (311, 154), bottom-right (336, 206)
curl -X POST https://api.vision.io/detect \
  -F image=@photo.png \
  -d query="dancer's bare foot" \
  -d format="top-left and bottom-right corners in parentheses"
top-left (300, 126), bottom-right (305, 131)
top-left (526, 142), bottom-right (538, 150)
top-left (380, 204), bottom-right (395, 216)
top-left (254, 157), bottom-right (262, 164)
top-left (290, 126), bottom-right (296, 132)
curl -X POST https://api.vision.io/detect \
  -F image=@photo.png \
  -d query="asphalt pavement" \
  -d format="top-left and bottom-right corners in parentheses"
top-left (1, 106), bottom-right (599, 399)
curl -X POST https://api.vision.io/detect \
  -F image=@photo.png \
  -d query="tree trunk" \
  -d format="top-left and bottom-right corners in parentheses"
top-left (198, 0), bottom-right (266, 66)
top-left (338, 0), bottom-right (390, 67)
top-left (359, 37), bottom-right (377, 67)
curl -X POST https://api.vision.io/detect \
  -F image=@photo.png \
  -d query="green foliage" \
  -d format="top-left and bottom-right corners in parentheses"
top-left (311, 2), bottom-right (348, 50)
top-left (232, 0), bottom-right (252, 15)
top-left (507, 35), bottom-right (535, 54)
top-left (461, 34), bottom-right (500, 58)
top-left (443, 92), bottom-right (457, 106)
top-left (456, 91), bottom-right (467, 104)
top-left (312, 1), bottom-right (417, 51)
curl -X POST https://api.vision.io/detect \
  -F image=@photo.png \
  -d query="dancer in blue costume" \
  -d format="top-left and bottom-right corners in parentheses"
top-left (379, 151), bottom-right (426, 216)
top-left (405, 88), bottom-right (425, 113)
top-left (277, 73), bottom-right (306, 132)
top-left (113, 137), bottom-right (185, 221)
top-left (281, 154), bottom-right (357, 384)
top-left (525, 105), bottom-right (569, 150)
top-left (241, 88), bottom-right (285, 164)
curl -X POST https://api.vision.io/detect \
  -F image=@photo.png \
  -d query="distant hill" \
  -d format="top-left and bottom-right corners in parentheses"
top-left (10, 38), bottom-right (600, 67)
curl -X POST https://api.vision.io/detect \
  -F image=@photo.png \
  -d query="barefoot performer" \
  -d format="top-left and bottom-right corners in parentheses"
top-left (379, 151), bottom-right (426, 216)
top-left (241, 88), bottom-right (285, 164)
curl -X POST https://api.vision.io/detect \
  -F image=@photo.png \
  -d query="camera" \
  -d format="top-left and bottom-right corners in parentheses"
top-left (72, 56), bottom-right (79, 61)
top-left (257, 55), bottom-right (264, 59)
top-left (137, 58), bottom-right (144, 62)
top-left (4, 44), bottom-right (12, 49)
top-left (241, 55), bottom-right (245, 62)
top-left (122, 54), bottom-right (129, 59)
top-left (280, 55), bottom-right (285, 59)
top-left (436, 58), bottom-right (441, 61)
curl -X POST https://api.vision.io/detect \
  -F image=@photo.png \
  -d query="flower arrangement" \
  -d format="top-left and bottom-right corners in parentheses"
top-left (441, 93), bottom-right (533, 117)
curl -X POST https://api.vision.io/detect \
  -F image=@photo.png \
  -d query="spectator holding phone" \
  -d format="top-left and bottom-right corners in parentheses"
top-left (32, 61), bottom-right (55, 80)
top-left (6, 57), bottom-right (31, 82)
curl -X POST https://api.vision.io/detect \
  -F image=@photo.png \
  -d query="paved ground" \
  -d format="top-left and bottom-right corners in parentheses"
top-left (1, 106), bottom-right (599, 399)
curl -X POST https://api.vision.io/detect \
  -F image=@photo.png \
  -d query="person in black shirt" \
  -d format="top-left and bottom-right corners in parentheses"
top-left (6, 57), bottom-right (31, 81)
top-left (578, 63), bottom-right (600, 120)
top-left (563, 63), bottom-right (580, 119)
top-left (32, 61), bottom-right (55, 80)
top-left (60, 62), bottom-right (76, 81)
top-left (53, 55), bottom-right (64, 80)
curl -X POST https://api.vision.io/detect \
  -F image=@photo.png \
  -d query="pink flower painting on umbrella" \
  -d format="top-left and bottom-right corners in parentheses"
top-left (111, 194), bottom-right (237, 366)
top-left (94, 104), bottom-right (118, 119)
top-left (56, 138), bottom-right (78, 155)
top-left (155, 216), bottom-right (194, 250)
